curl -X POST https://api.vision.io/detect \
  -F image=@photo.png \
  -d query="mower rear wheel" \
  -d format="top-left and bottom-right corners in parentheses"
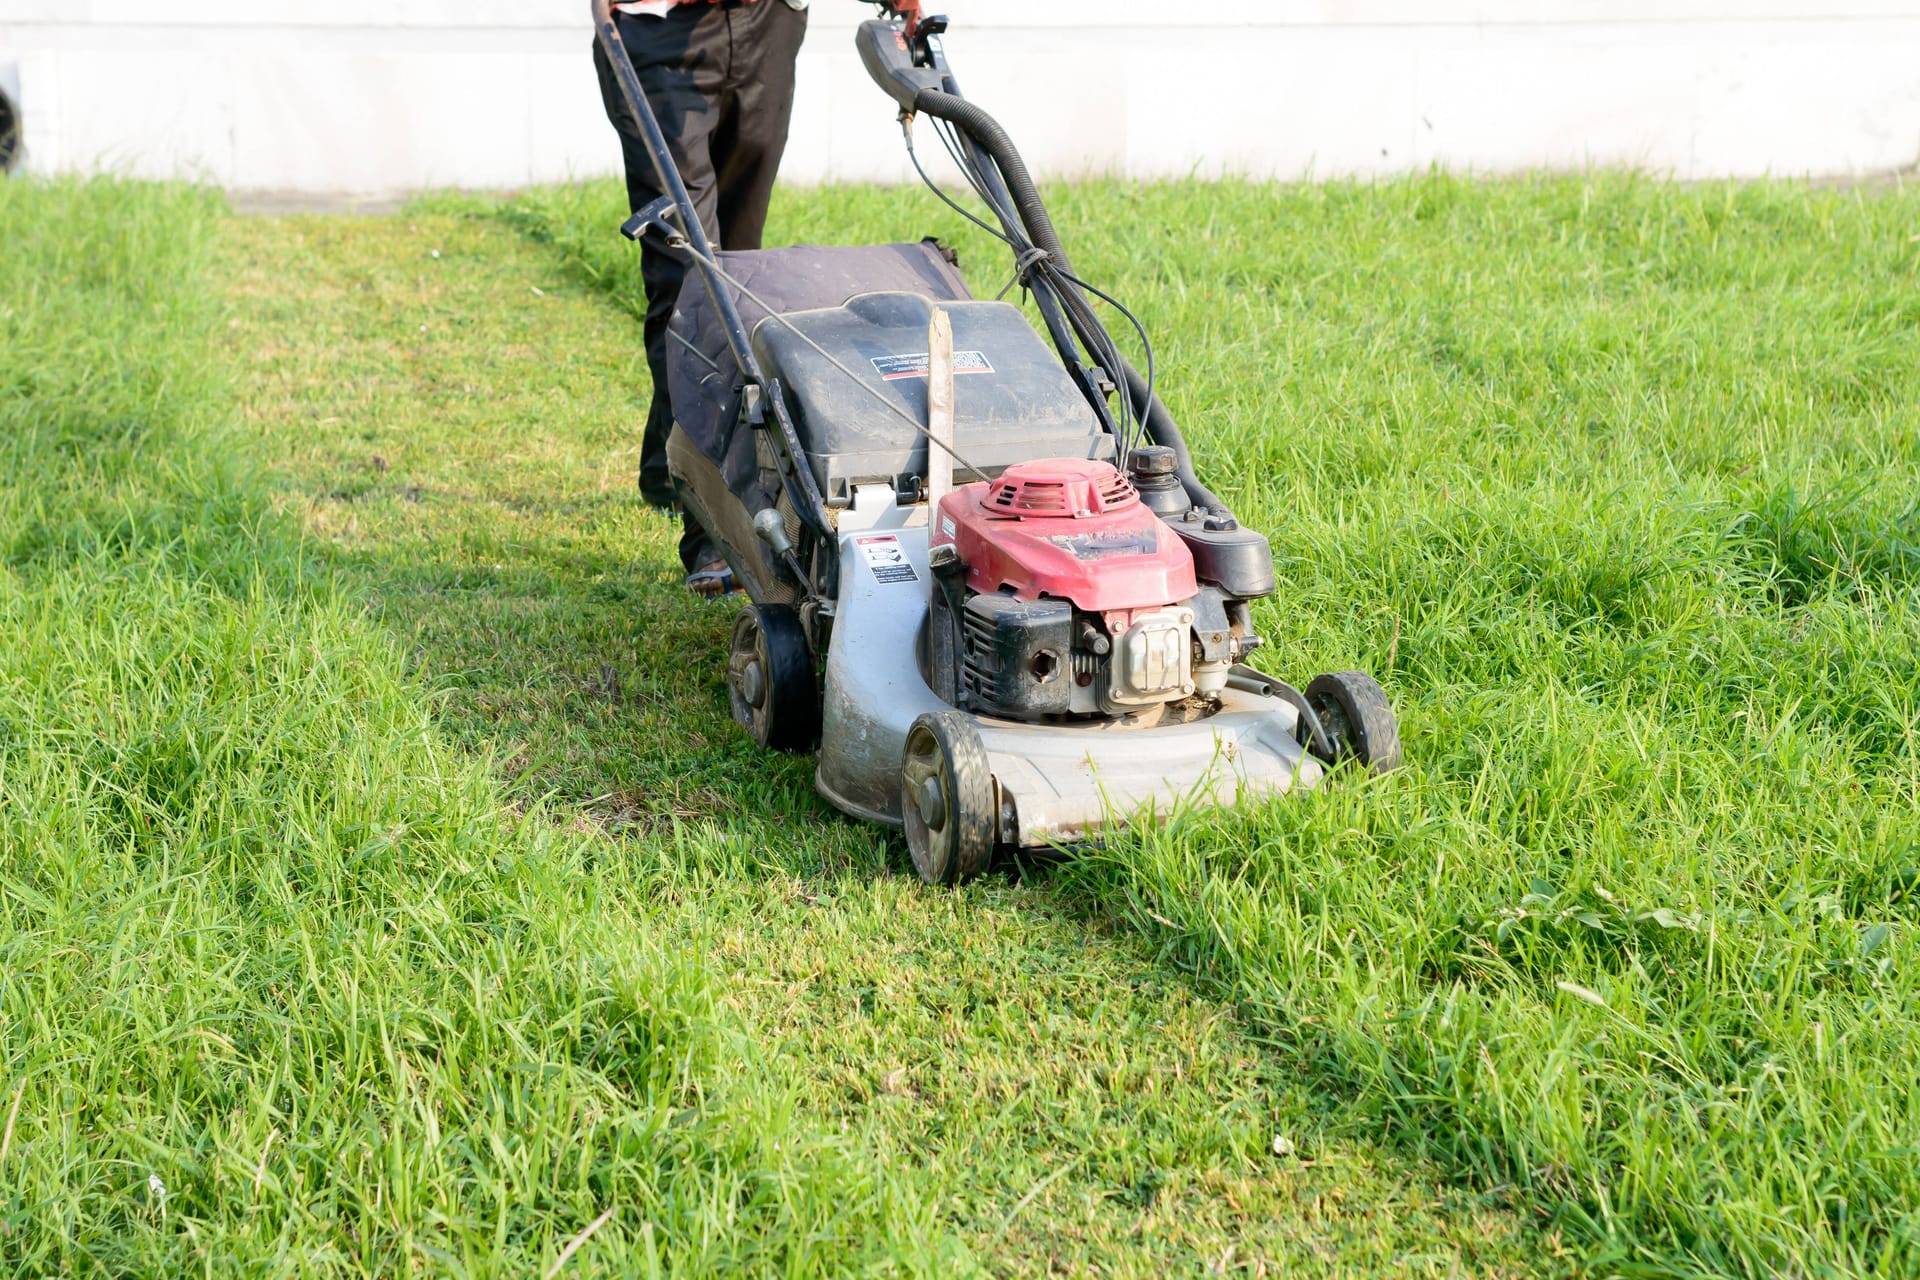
top-left (1304, 671), bottom-right (1401, 774)
top-left (727, 603), bottom-right (819, 752)
top-left (900, 711), bottom-right (996, 885)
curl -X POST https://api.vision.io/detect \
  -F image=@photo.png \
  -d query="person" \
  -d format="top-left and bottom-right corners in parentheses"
top-left (593, 0), bottom-right (809, 595)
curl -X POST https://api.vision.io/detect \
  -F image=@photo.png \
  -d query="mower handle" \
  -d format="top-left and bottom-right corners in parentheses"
top-left (591, 0), bottom-right (840, 586)
top-left (863, 0), bottom-right (938, 42)
top-left (591, 0), bottom-right (747, 374)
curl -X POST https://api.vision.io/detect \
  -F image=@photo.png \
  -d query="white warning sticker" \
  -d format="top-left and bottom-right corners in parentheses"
top-left (870, 350), bottom-right (994, 381)
top-left (854, 534), bottom-right (919, 584)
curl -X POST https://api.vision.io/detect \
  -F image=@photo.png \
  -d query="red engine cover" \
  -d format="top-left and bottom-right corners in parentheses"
top-left (932, 458), bottom-right (1197, 613)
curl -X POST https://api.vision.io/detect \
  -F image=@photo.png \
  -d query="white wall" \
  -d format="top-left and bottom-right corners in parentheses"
top-left (1, 1), bottom-right (1917, 194)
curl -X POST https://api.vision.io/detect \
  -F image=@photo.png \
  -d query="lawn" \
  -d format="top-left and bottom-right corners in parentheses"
top-left (2, 167), bottom-right (1916, 1277)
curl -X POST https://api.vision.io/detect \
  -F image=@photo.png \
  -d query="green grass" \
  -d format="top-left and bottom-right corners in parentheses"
top-left (2, 175), bottom-right (1543, 1278)
top-left (486, 172), bottom-right (1920, 1277)
top-left (1039, 175), bottom-right (1920, 1280)
top-left (6, 166), bottom-right (1917, 1277)
top-left (0, 179), bottom-right (961, 1275)
top-left (212, 200), bottom-right (1542, 1276)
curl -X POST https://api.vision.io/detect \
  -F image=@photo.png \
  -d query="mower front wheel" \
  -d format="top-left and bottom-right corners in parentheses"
top-left (727, 603), bottom-right (819, 752)
top-left (1305, 671), bottom-right (1402, 775)
top-left (900, 711), bottom-right (996, 885)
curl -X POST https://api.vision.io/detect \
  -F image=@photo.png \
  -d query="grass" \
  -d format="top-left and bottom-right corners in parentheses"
top-left (3, 165), bottom-right (1916, 1277)
top-left (2, 175), bottom-right (1541, 1277)
top-left (212, 197), bottom-right (1541, 1276)
top-left (0, 179), bottom-right (959, 1275)
top-left (434, 172), bottom-right (1920, 1276)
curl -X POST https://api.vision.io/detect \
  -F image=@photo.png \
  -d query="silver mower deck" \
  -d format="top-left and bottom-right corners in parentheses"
top-left (814, 488), bottom-right (1324, 849)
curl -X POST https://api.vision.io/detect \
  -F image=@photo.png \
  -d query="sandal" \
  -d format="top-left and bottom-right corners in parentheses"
top-left (685, 560), bottom-right (740, 598)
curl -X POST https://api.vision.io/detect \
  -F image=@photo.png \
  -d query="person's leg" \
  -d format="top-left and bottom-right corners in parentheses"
top-left (591, 10), bottom-right (726, 509)
top-left (713, 0), bottom-right (808, 252)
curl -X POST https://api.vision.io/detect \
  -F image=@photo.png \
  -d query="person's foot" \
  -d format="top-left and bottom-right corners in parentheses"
top-left (685, 560), bottom-right (739, 597)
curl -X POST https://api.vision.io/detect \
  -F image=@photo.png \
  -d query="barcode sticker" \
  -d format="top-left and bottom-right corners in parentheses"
top-left (870, 350), bottom-right (994, 381)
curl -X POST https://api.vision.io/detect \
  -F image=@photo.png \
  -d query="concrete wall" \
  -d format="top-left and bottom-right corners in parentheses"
top-left (1, 2), bottom-right (1917, 194)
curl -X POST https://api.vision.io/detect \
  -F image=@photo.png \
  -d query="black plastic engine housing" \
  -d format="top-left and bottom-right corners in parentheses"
top-left (1170, 515), bottom-right (1276, 600)
top-left (960, 593), bottom-right (1074, 717)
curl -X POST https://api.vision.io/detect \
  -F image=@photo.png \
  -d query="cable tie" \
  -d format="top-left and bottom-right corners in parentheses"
top-left (1013, 246), bottom-right (1051, 287)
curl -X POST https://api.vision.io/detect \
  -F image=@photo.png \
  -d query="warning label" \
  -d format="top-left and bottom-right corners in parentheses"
top-left (870, 350), bottom-right (995, 381)
top-left (854, 534), bottom-right (919, 584)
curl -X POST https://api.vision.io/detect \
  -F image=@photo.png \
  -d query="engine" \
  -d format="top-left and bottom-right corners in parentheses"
top-left (926, 452), bottom-right (1274, 722)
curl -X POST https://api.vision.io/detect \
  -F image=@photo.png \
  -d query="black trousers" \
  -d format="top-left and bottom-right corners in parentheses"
top-left (593, 0), bottom-right (808, 573)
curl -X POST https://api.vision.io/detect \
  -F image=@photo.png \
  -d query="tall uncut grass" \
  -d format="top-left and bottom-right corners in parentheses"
top-left (0, 180), bottom-right (952, 1275)
top-left (502, 172), bottom-right (1920, 1278)
top-left (1060, 177), bottom-right (1920, 1279)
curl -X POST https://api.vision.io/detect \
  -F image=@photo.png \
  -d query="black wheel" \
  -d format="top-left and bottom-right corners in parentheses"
top-left (899, 711), bottom-right (996, 885)
top-left (727, 603), bottom-right (819, 752)
top-left (1304, 671), bottom-right (1401, 774)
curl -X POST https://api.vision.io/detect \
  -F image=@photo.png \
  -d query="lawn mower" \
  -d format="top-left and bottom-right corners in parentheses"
top-left (591, 0), bottom-right (1400, 883)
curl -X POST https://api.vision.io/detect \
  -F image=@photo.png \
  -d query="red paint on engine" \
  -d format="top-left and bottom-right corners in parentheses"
top-left (933, 459), bottom-right (1197, 613)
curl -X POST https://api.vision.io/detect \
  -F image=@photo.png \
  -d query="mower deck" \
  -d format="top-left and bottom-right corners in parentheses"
top-left (814, 495), bottom-right (1323, 849)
